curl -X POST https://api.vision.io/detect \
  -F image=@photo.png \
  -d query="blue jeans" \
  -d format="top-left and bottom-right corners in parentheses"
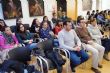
top-left (26, 43), bottom-right (37, 50)
top-left (69, 49), bottom-right (89, 69)
top-left (102, 38), bottom-right (110, 53)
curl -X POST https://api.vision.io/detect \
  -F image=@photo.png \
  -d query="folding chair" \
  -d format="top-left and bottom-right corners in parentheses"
top-left (35, 39), bottom-right (70, 73)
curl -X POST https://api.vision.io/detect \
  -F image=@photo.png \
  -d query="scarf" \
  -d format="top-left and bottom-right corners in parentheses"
top-left (2, 32), bottom-right (14, 44)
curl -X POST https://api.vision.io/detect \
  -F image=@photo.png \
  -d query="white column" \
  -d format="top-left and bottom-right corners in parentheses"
top-left (92, 0), bottom-right (96, 10)
top-left (43, 0), bottom-right (56, 20)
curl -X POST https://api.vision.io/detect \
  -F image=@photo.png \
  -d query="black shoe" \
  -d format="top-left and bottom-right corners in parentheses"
top-left (104, 54), bottom-right (110, 61)
top-left (72, 68), bottom-right (76, 72)
top-left (91, 67), bottom-right (101, 73)
top-left (98, 64), bottom-right (103, 68)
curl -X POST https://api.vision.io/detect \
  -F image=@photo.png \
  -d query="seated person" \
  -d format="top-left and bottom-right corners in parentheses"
top-left (53, 19), bottom-right (63, 36)
top-left (106, 11), bottom-right (110, 22)
top-left (97, 12), bottom-right (107, 25)
top-left (0, 19), bottom-right (7, 32)
top-left (41, 16), bottom-right (52, 30)
top-left (51, 13), bottom-right (58, 27)
top-left (87, 18), bottom-right (103, 45)
top-left (39, 21), bottom-right (54, 40)
top-left (0, 26), bottom-right (19, 50)
top-left (30, 18), bottom-right (40, 34)
top-left (76, 18), bottom-right (105, 73)
top-left (58, 20), bottom-right (89, 72)
top-left (88, 18), bottom-right (110, 61)
top-left (16, 24), bottom-right (37, 50)
top-left (60, 12), bottom-right (68, 22)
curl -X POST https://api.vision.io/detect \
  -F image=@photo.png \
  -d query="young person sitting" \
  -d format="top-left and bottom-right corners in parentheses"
top-left (30, 18), bottom-right (40, 34)
top-left (88, 18), bottom-right (110, 61)
top-left (53, 19), bottom-right (63, 36)
top-left (76, 18), bottom-right (105, 73)
top-left (0, 19), bottom-right (7, 32)
top-left (41, 16), bottom-right (52, 30)
top-left (39, 21), bottom-right (54, 40)
top-left (58, 20), bottom-right (89, 72)
top-left (0, 26), bottom-right (19, 50)
top-left (16, 24), bottom-right (37, 50)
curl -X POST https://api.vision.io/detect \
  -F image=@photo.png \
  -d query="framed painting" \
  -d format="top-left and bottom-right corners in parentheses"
top-left (1, 0), bottom-right (23, 19)
top-left (28, 0), bottom-right (44, 17)
top-left (82, 0), bottom-right (92, 11)
top-left (56, 0), bottom-right (67, 18)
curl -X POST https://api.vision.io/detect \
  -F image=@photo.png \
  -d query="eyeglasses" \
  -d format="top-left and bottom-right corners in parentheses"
top-left (80, 21), bottom-right (85, 23)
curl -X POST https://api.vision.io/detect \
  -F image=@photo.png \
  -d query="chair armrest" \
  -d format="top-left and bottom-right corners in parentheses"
top-left (39, 56), bottom-right (49, 72)
top-left (53, 48), bottom-right (70, 59)
top-left (36, 56), bottom-right (44, 73)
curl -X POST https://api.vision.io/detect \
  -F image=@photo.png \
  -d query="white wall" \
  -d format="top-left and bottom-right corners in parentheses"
top-left (0, 0), bottom-right (57, 26)
top-left (77, 0), bottom-right (96, 17)
top-left (0, 0), bottom-right (110, 25)
top-left (101, 0), bottom-right (110, 10)
top-left (77, 0), bottom-right (110, 18)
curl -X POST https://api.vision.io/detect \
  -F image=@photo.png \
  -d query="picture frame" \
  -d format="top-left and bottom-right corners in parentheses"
top-left (82, 0), bottom-right (92, 11)
top-left (1, 0), bottom-right (23, 19)
top-left (28, 0), bottom-right (44, 17)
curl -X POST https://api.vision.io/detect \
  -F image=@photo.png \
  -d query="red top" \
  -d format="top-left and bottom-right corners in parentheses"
top-left (54, 26), bottom-right (62, 35)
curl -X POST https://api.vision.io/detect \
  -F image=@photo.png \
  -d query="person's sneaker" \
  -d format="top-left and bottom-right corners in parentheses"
top-left (98, 64), bottom-right (103, 68)
top-left (91, 67), bottom-right (101, 73)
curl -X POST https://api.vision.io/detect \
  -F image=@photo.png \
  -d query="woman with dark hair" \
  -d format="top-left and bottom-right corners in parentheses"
top-left (16, 24), bottom-right (37, 50)
top-left (86, 11), bottom-right (90, 20)
top-left (0, 19), bottom-right (7, 32)
top-left (16, 18), bottom-right (22, 26)
top-left (40, 16), bottom-right (52, 30)
top-left (30, 18), bottom-right (40, 34)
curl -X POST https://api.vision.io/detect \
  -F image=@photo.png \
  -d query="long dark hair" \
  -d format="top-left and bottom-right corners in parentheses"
top-left (31, 18), bottom-right (39, 27)
top-left (56, 19), bottom-right (63, 27)
top-left (43, 16), bottom-right (49, 21)
top-left (0, 19), bottom-right (7, 26)
top-left (0, 19), bottom-right (7, 31)
top-left (16, 18), bottom-right (22, 26)
top-left (17, 23), bottom-right (26, 33)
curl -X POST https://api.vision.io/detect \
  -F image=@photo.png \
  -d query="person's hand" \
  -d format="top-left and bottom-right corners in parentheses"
top-left (44, 38), bottom-right (48, 40)
top-left (29, 40), bottom-right (33, 44)
top-left (54, 35), bottom-right (58, 38)
top-left (49, 31), bottom-right (54, 36)
top-left (35, 28), bottom-right (39, 32)
top-left (13, 44), bottom-right (18, 48)
top-left (74, 46), bottom-right (81, 51)
top-left (88, 40), bottom-right (94, 45)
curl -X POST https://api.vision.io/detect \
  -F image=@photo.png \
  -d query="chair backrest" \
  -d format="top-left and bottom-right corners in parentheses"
top-left (10, 25), bottom-right (16, 33)
top-left (24, 24), bottom-right (30, 30)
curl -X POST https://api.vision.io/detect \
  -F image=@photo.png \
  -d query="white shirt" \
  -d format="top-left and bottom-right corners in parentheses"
top-left (58, 29), bottom-right (81, 51)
